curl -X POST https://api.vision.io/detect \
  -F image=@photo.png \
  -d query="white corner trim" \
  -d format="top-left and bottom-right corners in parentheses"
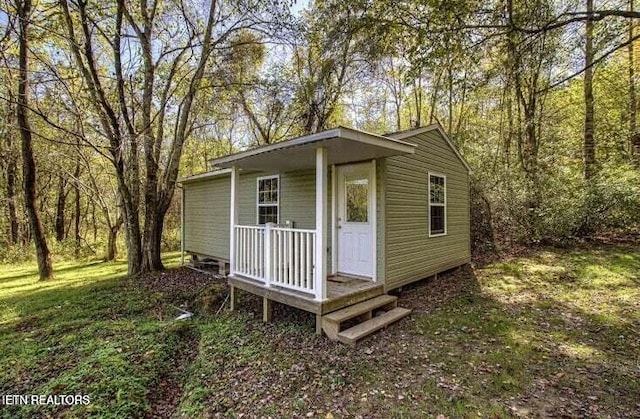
top-left (370, 159), bottom-right (377, 282)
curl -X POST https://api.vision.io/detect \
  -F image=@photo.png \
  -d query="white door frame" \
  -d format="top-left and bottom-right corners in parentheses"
top-left (331, 160), bottom-right (377, 281)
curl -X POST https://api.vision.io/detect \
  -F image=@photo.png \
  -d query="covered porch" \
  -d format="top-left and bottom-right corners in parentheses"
top-left (210, 127), bottom-right (415, 330)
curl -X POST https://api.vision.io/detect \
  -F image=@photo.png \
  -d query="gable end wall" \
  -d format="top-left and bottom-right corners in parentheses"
top-left (384, 130), bottom-right (470, 290)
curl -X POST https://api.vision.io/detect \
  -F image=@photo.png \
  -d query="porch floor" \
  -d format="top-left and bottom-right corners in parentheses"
top-left (228, 274), bottom-right (384, 315)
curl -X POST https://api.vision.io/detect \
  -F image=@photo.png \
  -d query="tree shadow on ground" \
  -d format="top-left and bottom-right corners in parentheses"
top-left (204, 257), bottom-right (639, 417)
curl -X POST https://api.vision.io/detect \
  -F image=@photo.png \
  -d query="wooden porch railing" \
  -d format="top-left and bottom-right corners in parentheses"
top-left (233, 224), bottom-right (317, 297)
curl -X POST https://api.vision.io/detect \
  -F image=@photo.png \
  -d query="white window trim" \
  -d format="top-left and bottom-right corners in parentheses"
top-left (428, 172), bottom-right (447, 237)
top-left (256, 174), bottom-right (280, 225)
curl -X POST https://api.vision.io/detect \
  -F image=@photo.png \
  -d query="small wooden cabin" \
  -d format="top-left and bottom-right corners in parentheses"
top-left (179, 124), bottom-right (471, 343)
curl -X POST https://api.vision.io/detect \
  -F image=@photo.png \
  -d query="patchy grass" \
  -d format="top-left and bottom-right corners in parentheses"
top-left (0, 253), bottom-right (192, 418)
top-left (1, 245), bottom-right (639, 418)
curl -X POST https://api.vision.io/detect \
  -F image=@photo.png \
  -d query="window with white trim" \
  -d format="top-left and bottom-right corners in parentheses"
top-left (429, 174), bottom-right (446, 236)
top-left (257, 175), bottom-right (279, 224)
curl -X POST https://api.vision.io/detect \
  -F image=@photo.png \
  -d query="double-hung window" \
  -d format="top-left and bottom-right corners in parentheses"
top-left (428, 173), bottom-right (446, 236)
top-left (257, 175), bottom-right (279, 224)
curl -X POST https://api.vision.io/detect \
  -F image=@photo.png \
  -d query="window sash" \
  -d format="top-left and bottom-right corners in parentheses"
top-left (428, 173), bottom-right (446, 236)
top-left (257, 175), bottom-right (279, 225)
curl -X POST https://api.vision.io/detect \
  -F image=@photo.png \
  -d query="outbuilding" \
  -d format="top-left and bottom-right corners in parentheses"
top-left (179, 124), bottom-right (471, 343)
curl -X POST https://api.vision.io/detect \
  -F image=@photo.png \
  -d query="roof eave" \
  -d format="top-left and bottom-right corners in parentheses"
top-left (209, 127), bottom-right (416, 169)
top-left (178, 168), bottom-right (232, 184)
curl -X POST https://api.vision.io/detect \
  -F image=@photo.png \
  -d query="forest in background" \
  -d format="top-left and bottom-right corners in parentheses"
top-left (1, 0), bottom-right (639, 280)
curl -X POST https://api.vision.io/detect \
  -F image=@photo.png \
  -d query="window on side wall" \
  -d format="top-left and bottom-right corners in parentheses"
top-left (429, 173), bottom-right (446, 236)
top-left (257, 175), bottom-right (279, 224)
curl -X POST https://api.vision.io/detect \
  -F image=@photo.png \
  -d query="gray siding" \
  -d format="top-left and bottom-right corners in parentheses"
top-left (384, 130), bottom-right (470, 290)
top-left (183, 176), bottom-right (231, 259)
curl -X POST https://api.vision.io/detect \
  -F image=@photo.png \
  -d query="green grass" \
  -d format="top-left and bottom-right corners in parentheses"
top-left (1, 245), bottom-right (639, 418)
top-left (0, 253), bottom-right (185, 418)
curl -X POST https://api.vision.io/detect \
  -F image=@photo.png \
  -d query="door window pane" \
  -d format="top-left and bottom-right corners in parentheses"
top-left (346, 178), bottom-right (368, 222)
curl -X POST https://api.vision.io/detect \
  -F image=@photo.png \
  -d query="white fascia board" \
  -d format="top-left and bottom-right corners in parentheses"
top-left (178, 168), bottom-right (232, 184)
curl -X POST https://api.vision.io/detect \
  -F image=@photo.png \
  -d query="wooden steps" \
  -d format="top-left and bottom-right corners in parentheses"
top-left (321, 294), bottom-right (411, 344)
top-left (337, 307), bottom-right (412, 344)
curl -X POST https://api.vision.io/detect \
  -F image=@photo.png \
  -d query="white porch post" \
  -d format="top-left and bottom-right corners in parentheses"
top-left (315, 147), bottom-right (327, 300)
top-left (370, 159), bottom-right (377, 282)
top-left (330, 164), bottom-right (337, 275)
top-left (229, 165), bottom-right (239, 276)
top-left (180, 186), bottom-right (185, 266)
top-left (264, 223), bottom-right (272, 287)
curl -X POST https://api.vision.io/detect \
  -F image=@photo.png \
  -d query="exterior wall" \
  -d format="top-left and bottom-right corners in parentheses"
top-left (183, 175), bottom-right (231, 260)
top-left (183, 169), bottom-right (327, 262)
top-left (384, 129), bottom-right (470, 290)
top-left (237, 169), bottom-right (317, 229)
top-left (238, 169), bottom-right (333, 270)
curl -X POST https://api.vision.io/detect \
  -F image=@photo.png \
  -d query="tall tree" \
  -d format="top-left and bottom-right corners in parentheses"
top-left (54, 174), bottom-right (66, 241)
top-left (584, 0), bottom-right (596, 179)
top-left (58, 0), bottom-right (287, 275)
top-left (630, 0), bottom-right (640, 161)
top-left (294, 0), bottom-right (372, 134)
top-left (15, 0), bottom-right (53, 279)
top-left (3, 91), bottom-right (20, 244)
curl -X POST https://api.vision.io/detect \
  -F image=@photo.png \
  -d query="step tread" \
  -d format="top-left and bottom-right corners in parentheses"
top-left (323, 295), bottom-right (397, 323)
top-left (337, 307), bottom-right (412, 344)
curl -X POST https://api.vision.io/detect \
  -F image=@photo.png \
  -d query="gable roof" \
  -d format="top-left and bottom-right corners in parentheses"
top-left (386, 124), bottom-right (472, 173)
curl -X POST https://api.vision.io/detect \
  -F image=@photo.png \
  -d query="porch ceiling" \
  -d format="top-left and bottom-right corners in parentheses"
top-left (210, 127), bottom-right (416, 171)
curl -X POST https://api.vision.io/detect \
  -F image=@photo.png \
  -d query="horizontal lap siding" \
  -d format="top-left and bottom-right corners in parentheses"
top-left (239, 169), bottom-right (331, 269)
top-left (183, 176), bottom-right (231, 259)
top-left (238, 170), bottom-right (316, 228)
top-left (385, 130), bottom-right (470, 289)
top-left (184, 169), bottom-right (319, 260)
top-left (281, 170), bottom-right (316, 229)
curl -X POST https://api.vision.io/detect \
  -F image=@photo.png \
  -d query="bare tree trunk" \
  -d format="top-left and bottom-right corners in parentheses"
top-left (55, 175), bottom-right (66, 241)
top-left (429, 70), bottom-right (443, 125)
top-left (59, 0), bottom-right (143, 276)
top-left (106, 216), bottom-right (123, 261)
top-left (447, 65), bottom-right (454, 135)
top-left (413, 75), bottom-right (423, 127)
top-left (583, 0), bottom-right (596, 179)
top-left (394, 96), bottom-right (401, 131)
top-left (630, 0), bottom-right (640, 161)
top-left (73, 166), bottom-right (81, 257)
top-left (5, 96), bottom-right (19, 245)
top-left (16, 0), bottom-right (53, 280)
top-left (140, 0), bottom-right (220, 272)
top-left (6, 154), bottom-right (19, 244)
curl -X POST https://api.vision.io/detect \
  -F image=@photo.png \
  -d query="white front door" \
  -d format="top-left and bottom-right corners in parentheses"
top-left (336, 162), bottom-right (374, 278)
